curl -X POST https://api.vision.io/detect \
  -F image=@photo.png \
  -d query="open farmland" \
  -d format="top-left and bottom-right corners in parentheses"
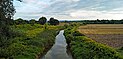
top-left (78, 24), bottom-right (123, 48)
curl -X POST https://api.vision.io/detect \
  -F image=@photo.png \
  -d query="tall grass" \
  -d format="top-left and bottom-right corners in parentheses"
top-left (0, 24), bottom-right (61, 59)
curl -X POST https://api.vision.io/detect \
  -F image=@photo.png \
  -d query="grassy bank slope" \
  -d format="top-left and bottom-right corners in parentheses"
top-left (64, 24), bottom-right (123, 59)
top-left (0, 24), bottom-right (61, 59)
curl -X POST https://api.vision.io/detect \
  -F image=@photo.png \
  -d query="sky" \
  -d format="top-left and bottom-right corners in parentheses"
top-left (13, 0), bottom-right (123, 21)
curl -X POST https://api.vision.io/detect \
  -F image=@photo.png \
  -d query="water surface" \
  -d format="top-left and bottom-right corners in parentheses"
top-left (41, 30), bottom-right (72, 59)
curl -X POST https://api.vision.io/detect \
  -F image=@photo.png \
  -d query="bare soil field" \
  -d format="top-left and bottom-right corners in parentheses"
top-left (78, 24), bottom-right (123, 48)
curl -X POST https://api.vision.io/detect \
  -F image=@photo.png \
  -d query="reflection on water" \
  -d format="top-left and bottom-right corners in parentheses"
top-left (41, 30), bottom-right (72, 59)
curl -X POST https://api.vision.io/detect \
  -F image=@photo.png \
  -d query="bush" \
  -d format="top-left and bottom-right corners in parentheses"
top-left (70, 36), bottom-right (123, 59)
top-left (73, 31), bottom-right (85, 36)
top-left (65, 34), bottom-right (74, 45)
top-left (0, 24), bottom-right (61, 59)
top-left (120, 47), bottom-right (123, 50)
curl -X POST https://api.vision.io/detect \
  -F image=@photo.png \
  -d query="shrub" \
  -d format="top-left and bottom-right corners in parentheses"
top-left (73, 31), bottom-right (85, 36)
top-left (70, 36), bottom-right (123, 59)
top-left (0, 24), bottom-right (61, 59)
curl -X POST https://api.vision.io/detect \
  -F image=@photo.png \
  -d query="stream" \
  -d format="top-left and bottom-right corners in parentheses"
top-left (41, 30), bottom-right (73, 59)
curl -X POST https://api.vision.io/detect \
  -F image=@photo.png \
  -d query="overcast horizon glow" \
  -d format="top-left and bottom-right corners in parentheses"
top-left (13, 0), bottom-right (123, 20)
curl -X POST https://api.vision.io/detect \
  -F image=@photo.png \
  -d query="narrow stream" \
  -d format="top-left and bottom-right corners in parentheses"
top-left (41, 30), bottom-right (73, 59)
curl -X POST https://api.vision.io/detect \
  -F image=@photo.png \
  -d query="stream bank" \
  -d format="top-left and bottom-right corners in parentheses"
top-left (40, 30), bottom-right (73, 59)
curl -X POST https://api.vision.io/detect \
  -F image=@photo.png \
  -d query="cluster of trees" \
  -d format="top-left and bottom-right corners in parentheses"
top-left (81, 19), bottom-right (123, 24)
top-left (0, 0), bottom-right (22, 58)
top-left (14, 17), bottom-right (59, 25)
top-left (0, 0), bottom-right (59, 58)
top-left (63, 19), bottom-right (123, 24)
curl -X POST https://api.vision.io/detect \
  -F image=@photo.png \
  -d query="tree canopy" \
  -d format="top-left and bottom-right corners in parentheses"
top-left (39, 17), bottom-right (47, 25)
top-left (49, 17), bottom-right (59, 25)
top-left (0, 0), bottom-right (22, 49)
top-left (29, 19), bottom-right (36, 26)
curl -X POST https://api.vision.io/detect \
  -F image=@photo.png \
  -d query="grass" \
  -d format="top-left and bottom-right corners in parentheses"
top-left (64, 24), bottom-right (123, 59)
top-left (78, 24), bottom-right (123, 34)
top-left (0, 24), bottom-right (61, 59)
top-left (77, 24), bottom-right (123, 48)
top-left (70, 36), bottom-right (123, 59)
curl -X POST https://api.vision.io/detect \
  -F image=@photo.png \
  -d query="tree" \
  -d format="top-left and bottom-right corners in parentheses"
top-left (23, 20), bottom-right (29, 24)
top-left (15, 18), bottom-right (24, 25)
top-left (29, 19), bottom-right (36, 26)
top-left (15, 18), bottom-right (29, 25)
top-left (0, 0), bottom-right (21, 46)
top-left (0, 0), bottom-right (22, 58)
top-left (48, 17), bottom-right (59, 25)
top-left (39, 17), bottom-right (47, 25)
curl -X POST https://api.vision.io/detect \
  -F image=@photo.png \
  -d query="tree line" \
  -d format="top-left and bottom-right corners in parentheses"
top-left (64, 19), bottom-right (123, 24)
top-left (81, 19), bottom-right (123, 24)
top-left (14, 17), bottom-right (59, 25)
top-left (0, 0), bottom-right (22, 58)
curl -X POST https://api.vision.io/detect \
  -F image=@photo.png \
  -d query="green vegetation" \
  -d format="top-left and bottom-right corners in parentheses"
top-left (39, 17), bottom-right (47, 25)
top-left (49, 17), bottom-right (59, 25)
top-left (0, 1), bottom-right (60, 58)
top-left (64, 19), bottom-right (123, 24)
top-left (1, 0), bottom-right (123, 59)
top-left (64, 23), bottom-right (123, 59)
top-left (0, 24), bottom-right (61, 59)
top-left (14, 17), bottom-right (60, 26)
top-left (71, 36), bottom-right (123, 59)
top-left (29, 19), bottom-right (36, 26)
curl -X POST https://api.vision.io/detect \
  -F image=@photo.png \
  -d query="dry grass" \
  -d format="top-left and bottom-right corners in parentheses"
top-left (78, 24), bottom-right (123, 48)
top-left (78, 24), bottom-right (123, 34)
top-left (59, 23), bottom-right (66, 26)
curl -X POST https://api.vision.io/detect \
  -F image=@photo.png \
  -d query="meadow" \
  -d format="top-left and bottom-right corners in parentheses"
top-left (78, 24), bottom-right (123, 48)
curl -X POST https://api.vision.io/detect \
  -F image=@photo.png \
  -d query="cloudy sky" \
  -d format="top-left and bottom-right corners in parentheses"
top-left (13, 0), bottom-right (123, 20)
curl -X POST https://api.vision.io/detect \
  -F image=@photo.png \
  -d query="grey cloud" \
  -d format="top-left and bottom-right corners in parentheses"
top-left (14, 0), bottom-right (123, 20)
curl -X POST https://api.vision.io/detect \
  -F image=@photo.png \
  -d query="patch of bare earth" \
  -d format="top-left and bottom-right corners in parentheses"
top-left (85, 34), bottom-right (123, 48)
top-left (78, 24), bottom-right (123, 48)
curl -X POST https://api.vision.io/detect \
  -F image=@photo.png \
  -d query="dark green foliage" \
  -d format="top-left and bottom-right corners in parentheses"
top-left (0, 20), bottom-right (18, 48)
top-left (15, 18), bottom-right (27, 25)
top-left (70, 36), bottom-right (123, 59)
top-left (39, 17), bottom-right (47, 25)
top-left (80, 19), bottom-right (123, 24)
top-left (120, 47), bottom-right (123, 50)
top-left (49, 18), bottom-right (59, 25)
top-left (0, 0), bottom-right (21, 49)
top-left (29, 19), bottom-right (36, 26)
top-left (73, 31), bottom-right (85, 36)
top-left (0, 0), bottom-right (15, 20)
top-left (64, 24), bottom-right (69, 28)
top-left (65, 34), bottom-right (74, 46)
top-left (0, 24), bottom-right (59, 59)
top-left (63, 19), bottom-right (123, 24)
